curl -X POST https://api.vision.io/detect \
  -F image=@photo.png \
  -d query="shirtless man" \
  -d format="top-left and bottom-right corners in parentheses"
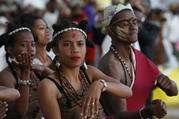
top-left (98, 3), bottom-right (178, 119)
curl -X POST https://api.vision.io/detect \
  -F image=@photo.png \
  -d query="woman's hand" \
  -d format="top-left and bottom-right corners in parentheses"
top-left (13, 52), bottom-right (32, 71)
top-left (0, 101), bottom-right (8, 119)
top-left (81, 80), bottom-right (103, 119)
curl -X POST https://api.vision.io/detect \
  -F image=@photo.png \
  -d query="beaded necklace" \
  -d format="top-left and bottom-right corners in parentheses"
top-left (55, 65), bottom-right (102, 119)
top-left (110, 46), bottom-right (135, 85)
top-left (57, 66), bottom-right (90, 107)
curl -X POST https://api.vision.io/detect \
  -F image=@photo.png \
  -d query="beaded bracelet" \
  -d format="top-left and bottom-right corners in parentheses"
top-left (139, 108), bottom-right (144, 119)
top-left (99, 79), bottom-right (107, 92)
top-left (18, 79), bottom-right (31, 86)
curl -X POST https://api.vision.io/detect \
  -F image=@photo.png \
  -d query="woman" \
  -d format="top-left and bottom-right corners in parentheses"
top-left (19, 13), bottom-right (55, 86)
top-left (38, 20), bottom-right (132, 119)
top-left (19, 13), bottom-right (53, 66)
top-left (0, 22), bottom-right (39, 119)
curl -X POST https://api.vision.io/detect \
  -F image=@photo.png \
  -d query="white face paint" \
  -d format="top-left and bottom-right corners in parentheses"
top-left (115, 26), bottom-right (129, 41)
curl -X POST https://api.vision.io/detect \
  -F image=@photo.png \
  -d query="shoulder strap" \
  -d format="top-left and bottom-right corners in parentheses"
top-left (34, 71), bottom-right (45, 81)
top-left (46, 76), bottom-right (72, 107)
top-left (46, 77), bottom-right (65, 95)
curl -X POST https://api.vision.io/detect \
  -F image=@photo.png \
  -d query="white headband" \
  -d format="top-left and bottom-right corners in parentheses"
top-left (103, 3), bottom-right (133, 27)
top-left (52, 27), bottom-right (87, 40)
top-left (8, 27), bottom-right (31, 36)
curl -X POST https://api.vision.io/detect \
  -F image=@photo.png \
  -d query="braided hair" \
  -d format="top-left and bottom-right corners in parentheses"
top-left (47, 20), bottom-right (94, 51)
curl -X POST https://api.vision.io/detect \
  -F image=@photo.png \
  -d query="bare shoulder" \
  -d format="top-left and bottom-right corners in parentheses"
top-left (99, 52), bottom-right (118, 70)
top-left (0, 68), bottom-right (16, 88)
top-left (40, 73), bottom-right (58, 89)
top-left (98, 51), bottom-right (122, 79)
top-left (40, 72), bottom-right (62, 98)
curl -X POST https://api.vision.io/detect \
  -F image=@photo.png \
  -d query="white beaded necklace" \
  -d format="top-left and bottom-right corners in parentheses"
top-left (110, 46), bottom-right (133, 81)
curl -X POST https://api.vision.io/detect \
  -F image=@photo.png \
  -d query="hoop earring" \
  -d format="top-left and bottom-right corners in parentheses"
top-left (84, 62), bottom-right (87, 69)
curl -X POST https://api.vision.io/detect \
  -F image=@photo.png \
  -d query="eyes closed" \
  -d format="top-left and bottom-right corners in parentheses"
top-left (120, 19), bottom-right (137, 27)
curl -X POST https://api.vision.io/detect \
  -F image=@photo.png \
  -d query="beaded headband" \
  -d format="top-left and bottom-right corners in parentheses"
top-left (8, 27), bottom-right (31, 36)
top-left (52, 27), bottom-right (87, 40)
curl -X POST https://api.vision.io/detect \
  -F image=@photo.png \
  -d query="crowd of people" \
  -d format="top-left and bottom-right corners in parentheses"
top-left (0, 0), bottom-right (178, 119)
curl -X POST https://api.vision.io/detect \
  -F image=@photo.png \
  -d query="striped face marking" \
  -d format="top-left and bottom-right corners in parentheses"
top-left (72, 32), bottom-right (76, 39)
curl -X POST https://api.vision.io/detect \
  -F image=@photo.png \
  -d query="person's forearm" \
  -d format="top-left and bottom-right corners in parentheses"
top-left (163, 80), bottom-right (178, 96)
top-left (43, 67), bottom-right (54, 76)
top-left (115, 111), bottom-right (141, 119)
top-left (105, 81), bottom-right (132, 98)
top-left (0, 87), bottom-right (20, 101)
top-left (15, 70), bottom-right (30, 116)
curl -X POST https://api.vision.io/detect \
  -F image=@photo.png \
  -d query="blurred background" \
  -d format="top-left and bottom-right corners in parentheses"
top-left (0, 0), bottom-right (179, 118)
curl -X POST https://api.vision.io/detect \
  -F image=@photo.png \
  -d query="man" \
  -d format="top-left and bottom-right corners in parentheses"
top-left (98, 3), bottom-right (178, 119)
top-left (133, 6), bottom-right (144, 32)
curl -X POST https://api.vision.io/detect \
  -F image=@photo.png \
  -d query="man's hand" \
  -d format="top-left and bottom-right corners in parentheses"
top-left (150, 99), bottom-right (167, 118)
top-left (142, 99), bottom-right (167, 118)
top-left (156, 74), bottom-right (178, 96)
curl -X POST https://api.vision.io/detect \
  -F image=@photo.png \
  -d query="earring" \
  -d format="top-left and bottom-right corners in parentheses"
top-left (56, 62), bottom-right (60, 69)
top-left (54, 56), bottom-right (60, 68)
top-left (84, 62), bottom-right (87, 69)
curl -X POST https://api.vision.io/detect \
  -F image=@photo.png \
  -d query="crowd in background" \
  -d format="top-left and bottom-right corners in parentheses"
top-left (0, 0), bottom-right (178, 118)
top-left (0, 0), bottom-right (179, 68)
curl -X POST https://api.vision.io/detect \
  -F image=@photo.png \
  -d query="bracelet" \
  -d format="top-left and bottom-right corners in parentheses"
top-left (139, 109), bottom-right (144, 119)
top-left (18, 79), bottom-right (31, 86)
top-left (99, 79), bottom-right (107, 92)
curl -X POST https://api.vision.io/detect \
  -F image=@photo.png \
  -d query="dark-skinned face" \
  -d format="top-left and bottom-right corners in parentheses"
top-left (108, 10), bottom-right (138, 44)
top-left (8, 31), bottom-right (36, 62)
top-left (54, 30), bottom-right (86, 68)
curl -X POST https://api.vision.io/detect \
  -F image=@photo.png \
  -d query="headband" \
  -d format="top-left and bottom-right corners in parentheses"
top-left (103, 3), bottom-right (133, 27)
top-left (8, 27), bottom-right (31, 36)
top-left (52, 27), bottom-right (87, 40)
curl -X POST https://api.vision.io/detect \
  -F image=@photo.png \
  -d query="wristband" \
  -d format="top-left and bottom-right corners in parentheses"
top-left (99, 79), bottom-right (107, 92)
top-left (18, 79), bottom-right (31, 86)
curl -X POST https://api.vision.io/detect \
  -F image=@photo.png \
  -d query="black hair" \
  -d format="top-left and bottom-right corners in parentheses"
top-left (146, 8), bottom-right (164, 20)
top-left (19, 13), bottom-right (42, 42)
top-left (0, 21), bottom-right (31, 50)
top-left (132, 5), bottom-right (142, 13)
top-left (19, 13), bottom-right (42, 29)
top-left (46, 20), bottom-right (93, 51)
